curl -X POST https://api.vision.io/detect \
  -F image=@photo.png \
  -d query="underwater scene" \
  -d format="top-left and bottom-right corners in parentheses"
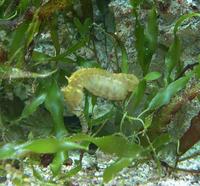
top-left (0, 0), bottom-right (200, 185)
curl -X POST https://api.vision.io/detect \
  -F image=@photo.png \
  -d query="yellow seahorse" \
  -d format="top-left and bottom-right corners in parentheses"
top-left (62, 68), bottom-right (139, 132)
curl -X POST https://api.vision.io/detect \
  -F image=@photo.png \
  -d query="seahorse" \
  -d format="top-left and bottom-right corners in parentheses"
top-left (62, 68), bottom-right (139, 132)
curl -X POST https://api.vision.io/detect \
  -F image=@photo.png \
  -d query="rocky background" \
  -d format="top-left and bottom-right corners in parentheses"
top-left (1, 0), bottom-right (200, 185)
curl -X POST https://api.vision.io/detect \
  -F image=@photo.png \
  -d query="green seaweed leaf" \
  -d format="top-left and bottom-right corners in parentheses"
top-left (174, 13), bottom-right (200, 35)
top-left (44, 78), bottom-right (67, 138)
top-left (9, 21), bottom-right (29, 60)
top-left (32, 51), bottom-right (51, 64)
top-left (0, 144), bottom-right (15, 159)
top-left (20, 93), bottom-right (46, 120)
top-left (49, 17), bottom-right (60, 55)
top-left (17, 0), bottom-right (30, 14)
top-left (165, 35), bottom-right (181, 83)
top-left (0, 138), bottom-right (87, 160)
top-left (90, 107), bottom-right (114, 127)
top-left (74, 17), bottom-right (84, 36)
top-left (65, 164), bottom-right (82, 177)
top-left (121, 41), bottom-right (129, 73)
top-left (109, 34), bottom-right (129, 73)
top-left (103, 158), bottom-right (133, 183)
top-left (0, 0), bottom-right (5, 7)
top-left (194, 63), bottom-right (200, 79)
top-left (135, 8), bottom-right (158, 75)
top-left (51, 151), bottom-right (66, 176)
top-left (131, 79), bottom-right (147, 111)
top-left (135, 16), bottom-right (145, 73)
top-left (152, 134), bottom-right (171, 150)
top-left (144, 71), bottom-right (161, 81)
top-left (144, 114), bottom-right (153, 129)
top-left (165, 12), bottom-right (200, 83)
top-left (0, 65), bottom-right (57, 79)
top-left (145, 8), bottom-right (158, 54)
top-left (130, 0), bottom-right (144, 8)
top-left (44, 78), bottom-right (68, 175)
top-left (25, 10), bottom-right (41, 48)
top-left (69, 134), bottom-right (143, 158)
top-left (92, 135), bottom-right (143, 158)
top-left (148, 76), bottom-right (190, 110)
top-left (52, 39), bottom-right (87, 61)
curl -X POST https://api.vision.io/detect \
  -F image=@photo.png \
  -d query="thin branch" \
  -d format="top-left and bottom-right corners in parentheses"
top-left (179, 151), bottom-right (200, 162)
top-left (161, 161), bottom-right (200, 174)
top-left (175, 62), bottom-right (199, 80)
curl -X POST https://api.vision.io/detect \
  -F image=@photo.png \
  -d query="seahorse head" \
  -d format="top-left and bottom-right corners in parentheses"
top-left (61, 86), bottom-right (84, 116)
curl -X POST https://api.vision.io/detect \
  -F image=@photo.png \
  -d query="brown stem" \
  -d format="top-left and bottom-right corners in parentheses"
top-left (175, 62), bottom-right (199, 80)
top-left (179, 151), bottom-right (200, 162)
top-left (161, 161), bottom-right (200, 174)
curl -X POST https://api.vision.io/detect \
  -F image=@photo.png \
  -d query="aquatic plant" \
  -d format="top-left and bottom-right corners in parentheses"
top-left (62, 68), bottom-right (139, 132)
top-left (0, 0), bottom-right (200, 184)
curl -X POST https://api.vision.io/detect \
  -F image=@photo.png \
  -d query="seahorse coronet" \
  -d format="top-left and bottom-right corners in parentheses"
top-left (62, 68), bottom-right (139, 116)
